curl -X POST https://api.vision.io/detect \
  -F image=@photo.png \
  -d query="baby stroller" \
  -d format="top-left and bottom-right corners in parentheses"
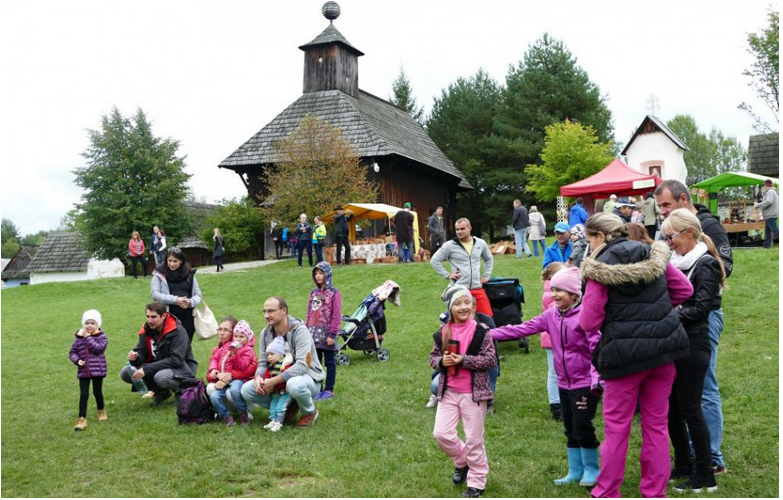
top-left (483, 277), bottom-right (528, 353)
top-left (335, 280), bottom-right (401, 366)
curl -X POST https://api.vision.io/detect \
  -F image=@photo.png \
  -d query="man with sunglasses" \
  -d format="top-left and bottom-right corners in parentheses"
top-left (240, 296), bottom-right (325, 428)
top-left (653, 179), bottom-right (732, 476)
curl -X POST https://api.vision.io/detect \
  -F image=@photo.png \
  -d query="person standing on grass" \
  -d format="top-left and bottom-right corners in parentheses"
top-left (70, 309), bottom-right (108, 431)
top-left (295, 214), bottom-right (313, 268)
top-left (333, 206), bottom-right (354, 265)
top-left (312, 216), bottom-right (327, 264)
top-left (393, 203), bottom-right (415, 263)
top-left (661, 209), bottom-right (726, 493)
top-left (580, 213), bottom-right (692, 498)
top-left (128, 231), bottom-right (148, 278)
top-left (527, 206), bottom-right (547, 257)
top-left (120, 302), bottom-right (199, 407)
top-left (307, 262), bottom-right (342, 401)
top-left (756, 178), bottom-right (778, 249)
top-left (213, 228), bottom-right (225, 272)
top-left (542, 222), bottom-right (572, 269)
top-left (654, 179), bottom-right (733, 474)
top-left (151, 247), bottom-right (202, 343)
top-left (490, 267), bottom-right (602, 487)
top-left (431, 218), bottom-right (494, 318)
top-left (240, 296), bottom-right (324, 428)
top-left (428, 206), bottom-right (446, 254)
top-left (430, 286), bottom-right (497, 498)
top-left (512, 199), bottom-right (532, 258)
top-left (537, 262), bottom-right (568, 421)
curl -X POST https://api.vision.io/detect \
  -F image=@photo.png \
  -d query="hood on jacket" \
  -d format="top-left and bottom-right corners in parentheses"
top-left (312, 262), bottom-right (334, 289)
top-left (581, 240), bottom-right (671, 287)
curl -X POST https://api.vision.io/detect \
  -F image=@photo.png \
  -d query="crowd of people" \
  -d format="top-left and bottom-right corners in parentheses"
top-left (69, 178), bottom-right (770, 497)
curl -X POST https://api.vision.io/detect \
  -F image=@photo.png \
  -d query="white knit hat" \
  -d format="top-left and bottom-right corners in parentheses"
top-left (82, 309), bottom-right (102, 328)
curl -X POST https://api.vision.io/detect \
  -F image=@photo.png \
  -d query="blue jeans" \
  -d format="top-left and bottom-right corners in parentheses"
top-left (545, 348), bottom-right (560, 405)
top-left (764, 217), bottom-right (778, 247)
top-left (297, 239), bottom-right (313, 267)
top-left (240, 375), bottom-right (319, 416)
top-left (514, 227), bottom-right (531, 258)
top-left (701, 309), bottom-right (726, 467)
top-left (317, 349), bottom-right (337, 392)
top-left (210, 380), bottom-right (245, 418)
top-left (269, 393), bottom-right (290, 422)
top-left (531, 239), bottom-right (547, 257)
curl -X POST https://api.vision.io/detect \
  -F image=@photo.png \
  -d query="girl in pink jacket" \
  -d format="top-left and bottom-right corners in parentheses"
top-left (208, 320), bottom-right (258, 427)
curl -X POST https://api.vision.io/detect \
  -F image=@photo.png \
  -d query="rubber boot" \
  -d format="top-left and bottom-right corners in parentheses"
top-left (554, 447), bottom-right (584, 485)
top-left (579, 447), bottom-right (600, 487)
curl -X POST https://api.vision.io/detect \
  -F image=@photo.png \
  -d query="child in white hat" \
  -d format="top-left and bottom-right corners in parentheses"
top-left (69, 309), bottom-right (109, 431)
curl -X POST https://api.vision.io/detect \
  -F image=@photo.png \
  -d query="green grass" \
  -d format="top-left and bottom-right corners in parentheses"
top-left (1, 247), bottom-right (778, 497)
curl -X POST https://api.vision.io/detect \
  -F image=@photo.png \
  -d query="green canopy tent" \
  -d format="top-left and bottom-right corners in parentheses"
top-left (690, 171), bottom-right (778, 215)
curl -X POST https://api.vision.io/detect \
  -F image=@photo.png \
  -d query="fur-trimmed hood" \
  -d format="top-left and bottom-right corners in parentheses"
top-left (581, 240), bottom-right (672, 287)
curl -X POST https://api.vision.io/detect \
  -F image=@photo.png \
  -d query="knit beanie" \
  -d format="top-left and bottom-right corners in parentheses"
top-left (82, 309), bottom-right (102, 328)
top-left (570, 224), bottom-right (585, 239)
top-left (550, 267), bottom-right (582, 298)
top-left (442, 284), bottom-right (472, 310)
top-left (233, 320), bottom-right (254, 342)
top-left (266, 336), bottom-right (286, 356)
top-left (554, 222), bottom-right (570, 234)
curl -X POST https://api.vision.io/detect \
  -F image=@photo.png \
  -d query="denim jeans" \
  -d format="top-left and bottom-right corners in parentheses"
top-left (210, 380), bottom-right (245, 418)
top-left (764, 217), bottom-right (778, 247)
top-left (240, 374), bottom-right (319, 416)
top-left (531, 239), bottom-right (547, 257)
top-left (317, 348), bottom-right (336, 391)
top-left (545, 348), bottom-right (560, 405)
top-left (514, 227), bottom-right (532, 258)
top-left (701, 309), bottom-right (726, 467)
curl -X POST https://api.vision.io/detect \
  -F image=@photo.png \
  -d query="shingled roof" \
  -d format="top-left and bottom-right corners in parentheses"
top-left (1, 245), bottom-right (38, 280)
top-left (298, 23), bottom-right (363, 55)
top-left (218, 89), bottom-right (471, 188)
top-left (26, 232), bottom-right (91, 273)
top-left (747, 133), bottom-right (779, 178)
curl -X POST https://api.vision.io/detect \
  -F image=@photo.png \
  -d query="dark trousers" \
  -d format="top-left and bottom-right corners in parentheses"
top-left (314, 242), bottom-right (324, 263)
top-left (79, 377), bottom-right (105, 417)
top-left (335, 236), bottom-right (351, 264)
top-left (430, 233), bottom-right (443, 254)
top-left (559, 387), bottom-right (600, 448)
top-left (764, 217), bottom-right (778, 247)
top-left (214, 255), bottom-right (223, 271)
top-left (317, 348), bottom-right (337, 391)
top-left (669, 341), bottom-right (712, 475)
top-left (129, 255), bottom-right (148, 278)
top-left (170, 305), bottom-right (195, 343)
top-left (297, 239), bottom-right (313, 267)
top-left (274, 239), bottom-right (285, 259)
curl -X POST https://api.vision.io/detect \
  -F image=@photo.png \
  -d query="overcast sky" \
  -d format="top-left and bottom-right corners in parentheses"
top-left (1, 0), bottom-right (776, 235)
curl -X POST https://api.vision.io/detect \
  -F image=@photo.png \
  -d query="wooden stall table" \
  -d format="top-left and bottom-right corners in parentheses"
top-left (722, 221), bottom-right (765, 247)
top-left (330, 243), bottom-right (387, 264)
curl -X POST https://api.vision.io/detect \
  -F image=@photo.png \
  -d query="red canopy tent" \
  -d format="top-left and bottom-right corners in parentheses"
top-left (560, 158), bottom-right (663, 213)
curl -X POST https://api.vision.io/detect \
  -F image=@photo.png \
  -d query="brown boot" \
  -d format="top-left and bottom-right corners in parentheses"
top-left (97, 409), bottom-right (108, 421)
top-left (74, 417), bottom-right (87, 431)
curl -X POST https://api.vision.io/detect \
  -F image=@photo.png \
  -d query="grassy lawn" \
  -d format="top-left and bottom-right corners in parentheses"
top-left (1, 246), bottom-right (778, 497)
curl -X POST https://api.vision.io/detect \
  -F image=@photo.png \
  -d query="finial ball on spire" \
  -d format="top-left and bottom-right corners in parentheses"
top-left (322, 2), bottom-right (341, 22)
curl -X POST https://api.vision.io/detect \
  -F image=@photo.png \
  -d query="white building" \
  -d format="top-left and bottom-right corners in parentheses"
top-left (621, 115), bottom-right (689, 185)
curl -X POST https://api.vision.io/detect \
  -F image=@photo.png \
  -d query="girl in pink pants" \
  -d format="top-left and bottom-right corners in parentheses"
top-left (430, 285), bottom-right (497, 498)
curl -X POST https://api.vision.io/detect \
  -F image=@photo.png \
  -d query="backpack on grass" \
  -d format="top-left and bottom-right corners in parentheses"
top-left (175, 378), bottom-right (215, 425)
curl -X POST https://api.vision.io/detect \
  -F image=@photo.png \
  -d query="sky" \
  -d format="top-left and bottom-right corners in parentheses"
top-left (1, 0), bottom-right (776, 236)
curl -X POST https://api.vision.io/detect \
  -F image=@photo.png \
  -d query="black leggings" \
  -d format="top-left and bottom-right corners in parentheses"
top-left (559, 387), bottom-right (600, 448)
top-left (79, 377), bottom-right (104, 417)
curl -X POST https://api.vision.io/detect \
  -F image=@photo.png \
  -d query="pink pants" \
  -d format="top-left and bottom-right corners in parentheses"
top-left (433, 391), bottom-right (489, 490)
top-left (592, 362), bottom-right (676, 498)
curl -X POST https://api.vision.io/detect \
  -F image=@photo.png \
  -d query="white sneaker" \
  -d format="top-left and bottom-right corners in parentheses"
top-left (426, 394), bottom-right (438, 408)
top-left (269, 421), bottom-right (283, 432)
top-left (263, 421), bottom-right (276, 429)
top-left (141, 391), bottom-right (155, 399)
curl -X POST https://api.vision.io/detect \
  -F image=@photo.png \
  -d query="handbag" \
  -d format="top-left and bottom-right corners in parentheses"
top-left (193, 300), bottom-right (219, 340)
top-left (538, 217), bottom-right (546, 236)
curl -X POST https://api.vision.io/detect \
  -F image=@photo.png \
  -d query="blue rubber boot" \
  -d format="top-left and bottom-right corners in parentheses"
top-left (579, 447), bottom-right (600, 487)
top-left (554, 447), bottom-right (584, 485)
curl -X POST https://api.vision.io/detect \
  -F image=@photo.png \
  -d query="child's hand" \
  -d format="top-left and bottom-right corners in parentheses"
top-left (78, 360), bottom-right (85, 366)
top-left (326, 337), bottom-right (335, 346)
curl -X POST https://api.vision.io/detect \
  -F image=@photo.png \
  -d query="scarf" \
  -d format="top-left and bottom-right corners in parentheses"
top-left (670, 241), bottom-right (709, 274)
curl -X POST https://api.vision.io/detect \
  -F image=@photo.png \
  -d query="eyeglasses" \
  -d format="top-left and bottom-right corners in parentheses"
top-left (662, 229), bottom-right (684, 243)
top-left (263, 308), bottom-right (281, 314)
top-left (217, 327), bottom-right (232, 332)
top-left (169, 247), bottom-right (182, 254)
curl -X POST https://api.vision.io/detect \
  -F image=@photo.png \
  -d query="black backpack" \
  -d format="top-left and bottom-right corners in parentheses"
top-left (175, 378), bottom-right (215, 425)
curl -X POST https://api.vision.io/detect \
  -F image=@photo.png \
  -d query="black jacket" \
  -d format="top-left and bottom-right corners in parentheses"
top-left (132, 314), bottom-right (198, 379)
top-left (581, 239), bottom-right (689, 379)
top-left (694, 204), bottom-right (733, 278)
top-left (678, 253), bottom-right (722, 351)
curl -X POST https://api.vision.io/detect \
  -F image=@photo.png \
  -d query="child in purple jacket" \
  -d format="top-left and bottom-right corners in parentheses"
top-left (307, 262), bottom-right (342, 401)
top-left (490, 267), bottom-right (602, 487)
top-left (69, 309), bottom-right (108, 431)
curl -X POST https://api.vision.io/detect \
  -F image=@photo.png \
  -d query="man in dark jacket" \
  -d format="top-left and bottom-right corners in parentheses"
top-left (333, 206), bottom-right (354, 265)
top-left (393, 203), bottom-right (415, 263)
top-left (654, 179), bottom-right (732, 474)
top-left (427, 206), bottom-right (445, 254)
top-left (613, 198), bottom-right (635, 223)
top-left (120, 302), bottom-right (198, 406)
top-left (512, 199), bottom-right (532, 258)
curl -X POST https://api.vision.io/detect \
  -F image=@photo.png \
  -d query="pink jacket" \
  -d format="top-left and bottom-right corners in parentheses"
top-left (206, 338), bottom-right (258, 383)
top-left (539, 280), bottom-right (556, 349)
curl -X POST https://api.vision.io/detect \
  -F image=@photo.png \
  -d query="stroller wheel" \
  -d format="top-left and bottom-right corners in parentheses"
top-left (335, 352), bottom-right (351, 366)
top-left (519, 338), bottom-right (530, 353)
top-left (377, 348), bottom-right (390, 362)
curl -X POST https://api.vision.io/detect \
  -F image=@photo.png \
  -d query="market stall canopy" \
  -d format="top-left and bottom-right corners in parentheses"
top-left (690, 171), bottom-right (778, 191)
top-left (560, 158), bottom-right (663, 199)
top-left (321, 203), bottom-right (403, 223)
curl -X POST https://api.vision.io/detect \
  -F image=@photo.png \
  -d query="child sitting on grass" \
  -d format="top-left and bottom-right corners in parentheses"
top-left (69, 309), bottom-right (109, 431)
top-left (209, 320), bottom-right (257, 427)
top-left (262, 337), bottom-right (293, 432)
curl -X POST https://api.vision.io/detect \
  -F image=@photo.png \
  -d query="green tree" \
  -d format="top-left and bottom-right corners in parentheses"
top-left (1, 218), bottom-right (20, 245)
top-left (73, 107), bottom-right (192, 260)
top-left (390, 66), bottom-right (424, 123)
top-left (710, 129), bottom-right (747, 174)
top-left (525, 119), bottom-right (614, 201)
top-left (203, 197), bottom-right (266, 259)
top-left (264, 114), bottom-right (378, 226)
top-left (1, 240), bottom-right (20, 259)
top-left (427, 69), bottom-right (504, 235)
top-left (667, 114), bottom-right (747, 183)
top-left (739, 8), bottom-right (779, 133)
top-left (20, 230), bottom-right (50, 247)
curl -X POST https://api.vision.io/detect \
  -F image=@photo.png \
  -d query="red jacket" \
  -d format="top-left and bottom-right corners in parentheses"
top-left (128, 238), bottom-right (146, 257)
top-left (206, 338), bottom-right (258, 383)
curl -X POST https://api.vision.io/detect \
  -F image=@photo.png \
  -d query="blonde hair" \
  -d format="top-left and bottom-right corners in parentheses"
top-left (542, 261), bottom-right (567, 281)
top-left (661, 208), bottom-right (727, 288)
top-left (585, 213), bottom-right (627, 242)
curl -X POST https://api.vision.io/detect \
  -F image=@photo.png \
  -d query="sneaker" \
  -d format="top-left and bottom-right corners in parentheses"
top-left (453, 465), bottom-right (470, 485)
top-left (97, 409), bottom-right (108, 421)
top-left (713, 464), bottom-right (728, 475)
top-left (239, 413), bottom-right (250, 426)
top-left (669, 464), bottom-right (693, 483)
top-left (74, 417), bottom-right (87, 431)
top-left (295, 410), bottom-right (319, 428)
top-left (224, 415), bottom-right (236, 427)
top-left (425, 394), bottom-right (439, 408)
top-left (283, 401), bottom-right (299, 425)
top-left (463, 487), bottom-right (485, 498)
top-left (673, 474), bottom-right (717, 493)
top-left (319, 390), bottom-right (334, 401)
top-left (313, 391), bottom-right (325, 401)
top-left (269, 421), bottom-right (283, 432)
top-left (141, 391), bottom-right (155, 399)
top-left (263, 420), bottom-right (276, 429)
